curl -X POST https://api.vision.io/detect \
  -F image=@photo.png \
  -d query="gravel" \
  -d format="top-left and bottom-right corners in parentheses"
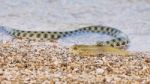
top-left (0, 39), bottom-right (150, 83)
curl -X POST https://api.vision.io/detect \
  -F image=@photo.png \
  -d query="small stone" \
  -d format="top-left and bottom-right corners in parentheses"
top-left (96, 68), bottom-right (104, 74)
top-left (50, 79), bottom-right (55, 84)
top-left (0, 69), bottom-right (3, 75)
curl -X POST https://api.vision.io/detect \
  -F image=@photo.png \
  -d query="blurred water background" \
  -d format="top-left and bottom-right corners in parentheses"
top-left (0, 0), bottom-right (150, 51)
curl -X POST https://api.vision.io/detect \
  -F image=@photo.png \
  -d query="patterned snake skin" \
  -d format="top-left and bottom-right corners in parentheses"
top-left (2, 25), bottom-right (130, 49)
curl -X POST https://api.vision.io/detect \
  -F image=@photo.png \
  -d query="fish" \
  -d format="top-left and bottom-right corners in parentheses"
top-left (70, 45), bottom-right (129, 56)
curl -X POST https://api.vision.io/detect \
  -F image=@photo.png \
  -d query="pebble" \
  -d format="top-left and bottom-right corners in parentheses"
top-left (96, 68), bottom-right (104, 74)
top-left (0, 39), bottom-right (150, 83)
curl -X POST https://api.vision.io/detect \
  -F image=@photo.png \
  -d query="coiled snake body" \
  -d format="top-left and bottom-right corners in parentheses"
top-left (2, 25), bottom-right (129, 49)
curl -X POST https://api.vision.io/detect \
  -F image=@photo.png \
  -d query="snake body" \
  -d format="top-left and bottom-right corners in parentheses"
top-left (2, 25), bottom-right (129, 49)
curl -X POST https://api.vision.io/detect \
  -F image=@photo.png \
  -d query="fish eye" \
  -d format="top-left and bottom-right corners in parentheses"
top-left (73, 46), bottom-right (78, 50)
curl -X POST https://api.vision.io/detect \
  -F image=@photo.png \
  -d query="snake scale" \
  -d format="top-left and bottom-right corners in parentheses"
top-left (2, 25), bottom-right (129, 49)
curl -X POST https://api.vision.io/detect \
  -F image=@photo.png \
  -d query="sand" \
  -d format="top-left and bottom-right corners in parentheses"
top-left (0, 39), bottom-right (150, 83)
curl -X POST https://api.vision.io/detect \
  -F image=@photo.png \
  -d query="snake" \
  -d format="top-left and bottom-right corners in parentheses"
top-left (1, 25), bottom-right (130, 49)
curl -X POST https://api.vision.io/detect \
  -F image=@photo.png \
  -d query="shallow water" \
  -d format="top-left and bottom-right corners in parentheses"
top-left (0, 0), bottom-right (150, 51)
